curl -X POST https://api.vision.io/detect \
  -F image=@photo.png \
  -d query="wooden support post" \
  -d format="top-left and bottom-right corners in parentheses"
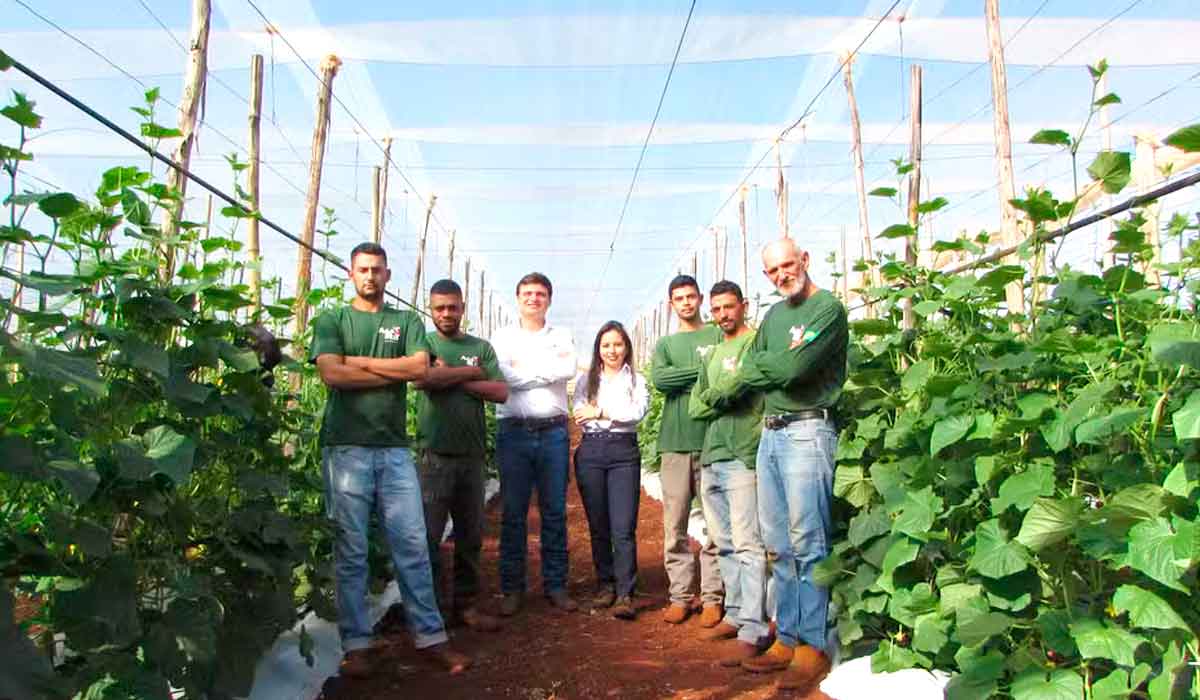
top-left (652, 305), bottom-right (660, 348)
top-left (464, 257), bottom-right (471, 312)
top-left (902, 64), bottom-right (923, 333)
top-left (370, 166), bottom-right (383, 244)
top-left (984, 0), bottom-right (1026, 323)
top-left (411, 194), bottom-right (437, 307)
top-left (738, 186), bottom-right (750, 292)
top-left (775, 139), bottom-right (789, 239)
top-left (161, 0), bottom-right (211, 282)
top-left (488, 291), bottom-right (495, 336)
top-left (842, 54), bottom-right (878, 316)
top-left (447, 229), bottom-right (456, 279)
top-left (478, 269), bottom-right (486, 331)
top-left (1133, 132), bottom-right (1163, 286)
top-left (292, 54), bottom-right (341, 336)
top-left (691, 252), bottom-right (698, 281)
top-left (379, 137), bottom-right (392, 234)
top-left (246, 53), bottom-right (264, 312)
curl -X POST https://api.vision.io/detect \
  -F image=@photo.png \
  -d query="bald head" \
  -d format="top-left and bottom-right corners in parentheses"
top-left (761, 237), bottom-right (812, 301)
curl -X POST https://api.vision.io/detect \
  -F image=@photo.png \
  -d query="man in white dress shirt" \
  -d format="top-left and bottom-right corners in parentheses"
top-left (490, 272), bottom-right (579, 616)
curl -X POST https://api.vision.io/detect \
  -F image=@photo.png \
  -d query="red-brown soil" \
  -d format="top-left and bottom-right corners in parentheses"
top-left (319, 457), bottom-right (834, 699)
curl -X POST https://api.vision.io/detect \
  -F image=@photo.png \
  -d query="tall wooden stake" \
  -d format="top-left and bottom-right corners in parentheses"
top-left (691, 252), bottom-right (698, 281)
top-left (843, 54), bottom-right (878, 316)
top-left (161, 0), bottom-right (211, 282)
top-left (902, 64), bottom-right (923, 332)
top-left (447, 229), bottom-right (456, 279)
top-left (1133, 132), bottom-right (1162, 287)
top-left (411, 194), bottom-right (437, 307)
top-left (984, 0), bottom-right (1026, 323)
top-left (464, 257), bottom-right (471, 313)
top-left (370, 166), bottom-right (383, 243)
top-left (738, 186), bottom-right (750, 292)
top-left (379, 137), bottom-right (392, 234)
top-left (775, 139), bottom-right (790, 239)
top-left (246, 53), bottom-right (263, 312)
top-left (478, 269), bottom-right (486, 331)
top-left (292, 54), bottom-right (341, 335)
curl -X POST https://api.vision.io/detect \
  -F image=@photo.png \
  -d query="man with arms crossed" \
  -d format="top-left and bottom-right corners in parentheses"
top-left (688, 281), bottom-right (770, 664)
top-left (491, 272), bottom-right (579, 616)
top-left (697, 239), bottom-right (847, 693)
top-left (310, 243), bottom-right (468, 676)
top-left (414, 279), bottom-right (509, 632)
top-left (651, 275), bottom-right (724, 626)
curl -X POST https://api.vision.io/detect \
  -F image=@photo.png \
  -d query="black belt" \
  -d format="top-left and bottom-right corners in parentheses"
top-left (764, 409), bottom-right (833, 430)
top-left (581, 431), bottom-right (637, 441)
top-left (500, 415), bottom-right (567, 431)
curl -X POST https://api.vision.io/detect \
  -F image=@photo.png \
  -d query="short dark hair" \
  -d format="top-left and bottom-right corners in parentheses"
top-left (429, 278), bottom-right (462, 297)
top-left (709, 280), bottom-right (744, 302)
top-left (668, 274), bottom-right (699, 297)
top-left (350, 242), bottom-right (387, 265)
top-left (516, 272), bottom-right (553, 298)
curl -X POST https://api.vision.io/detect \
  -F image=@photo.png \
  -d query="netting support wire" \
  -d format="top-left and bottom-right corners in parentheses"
top-left (848, 166), bottom-right (1200, 313)
top-left (5, 55), bottom-right (429, 318)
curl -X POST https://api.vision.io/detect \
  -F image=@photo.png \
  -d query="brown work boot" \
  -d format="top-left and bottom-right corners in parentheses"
top-left (698, 603), bottom-right (724, 628)
top-left (546, 589), bottom-right (579, 612)
top-left (337, 648), bottom-right (374, 678)
top-left (663, 603), bottom-right (691, 624)
top-left (741, 640), bottom-right (795, 673)
top-left (419, 642), bottom-right (471, 674)
top-left (592, 586), bottom-right (617, 609)
top-left (498, 592), bottom-right (523, 617)
top-left (699, 621), bottom-right (738, 641)
top-left (717, 640), bottom-right (765, 667)
top-left (457, 606), bottom-right (501, 632)
top-left (777, 645), bottom-right (832, 693)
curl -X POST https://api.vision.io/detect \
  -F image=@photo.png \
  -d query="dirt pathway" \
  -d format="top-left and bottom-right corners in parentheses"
top-left (319, 475), bottom-right (812, 700)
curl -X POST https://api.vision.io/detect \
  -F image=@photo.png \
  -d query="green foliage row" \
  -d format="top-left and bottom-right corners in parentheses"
top-left (820, 63), bottom-right (1200, 700)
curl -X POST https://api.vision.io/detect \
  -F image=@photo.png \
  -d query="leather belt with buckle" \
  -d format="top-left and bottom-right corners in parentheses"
top-left (500, 415), bottom-right (567, 431)
top-left (764, 409), bottom-right (832, 430)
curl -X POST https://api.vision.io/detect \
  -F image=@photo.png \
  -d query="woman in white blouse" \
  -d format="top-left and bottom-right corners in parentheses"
top-left (572, 320), bottom-right (651, 620)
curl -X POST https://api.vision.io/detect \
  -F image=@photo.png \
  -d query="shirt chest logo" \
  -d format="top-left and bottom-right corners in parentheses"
top-left (696, 344), bottom-right (714, 359)
top-left (789, 324), bottom-right (818, 349)
top-left (721, 356), bottom-right (738, 373)
top-left (378, 326), bottom-right (403, 342)
top-left (460, 355), bottom-right (479, 367)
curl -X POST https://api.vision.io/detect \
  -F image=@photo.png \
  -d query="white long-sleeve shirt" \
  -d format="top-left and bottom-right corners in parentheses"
top-left (492, 322), bottom-right (577, 420)
top-left (572, 365), bottom-right (650, 433)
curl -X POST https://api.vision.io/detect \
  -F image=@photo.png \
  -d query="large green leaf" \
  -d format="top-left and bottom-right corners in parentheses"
top-left (877, 223), bottom-right (916, 239)
top-left (893, 486), bottom-right (944, 540)
top-left (992, 462), bottom-right (1055, 515)
top-left (1009, 669), bottom-right (1084, 700)
top-left (1163, 461), bottom-right (1198, 499)
top-left (1173, 391), bottom-right (1200, 441)
top-left (901, 358), bottom-right (934, 396)
top-left (930, 413), bottom-right (975, 456)
top-left (0, 436), bottom-right (99, 503)
top-left (1069, 618), bottom-right (1145, 667)
top-left (1015, 497), bottom-right (1083, 551)
top-left (870, 640), bottom-right (931, 672)
top-left (1030, 129), bottom-right (1071, 147)
top-left (1164, 123), bottom-right (1200, 152)
top-left (945, 647), bottom-right (1004, 700)
top-left (912, 612), bottom-right (951, 654)
top-left (0, 331), bottom-right (107, 397)
top-left (1124, 517), bottom-right (1191, 592)
top-left (954, 602), bottom-right (1014, 647)
top-left (1148, 321), bottom-right (1200, 370)
top-left (878, 536), bottom-right (921, 594)
top-left (834, 465), bottom-right (876, 508)
top-left (847, 506), bottom-right (891, 547)
top-left (1040, 380), bottom-right (1117, 452)
top-left (1111, 584), bottom-right (1192, 633)
top-left (1087, 151), bottom-right (1132, 194)
top-left (1075, 406), bottom-right (1145, 445)
top-left (142, 425), bottom-right (197, 484)
top-left (977, 265), bottom-right (1025, 291)
top-left (968, 519), bottom-right (1030, 578)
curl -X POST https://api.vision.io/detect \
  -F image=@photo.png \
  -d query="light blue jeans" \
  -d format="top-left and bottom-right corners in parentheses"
top-left (700, 459), bottom-right (769, 645)
top-left (756, 418), bottom-right (837, 651)
top-left (322, 446), bottom-right (448, 651)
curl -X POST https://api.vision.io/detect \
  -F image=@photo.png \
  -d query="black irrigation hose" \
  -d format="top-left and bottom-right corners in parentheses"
top-left (6, 55), bottom-right (430, 318)
top-left (849, 166), bottom-right (1200, 311)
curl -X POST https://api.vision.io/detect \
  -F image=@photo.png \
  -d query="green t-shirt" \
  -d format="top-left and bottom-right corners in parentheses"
top-left (702, 290), bottom-right (848, 416)
top-left (650, 324), bottom-right (723, 453)
top-left (415, 332), bottom-right (502, 456)
top-left (309, 305), bottom-right (430, 447)
top-left (689, 331), bottom-right (764, 468)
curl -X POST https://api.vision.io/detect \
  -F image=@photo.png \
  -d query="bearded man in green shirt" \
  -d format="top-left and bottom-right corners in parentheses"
top-left (650, 275), bottom-right (724, 626)
top-left (414, 279), bottom-right (509, 633)
top-left (698, 239), bottom-right (847, 693)
top-left (310, 243), bottom-right (468, 677)
top-left (688, 280), bottom-right (769, 664)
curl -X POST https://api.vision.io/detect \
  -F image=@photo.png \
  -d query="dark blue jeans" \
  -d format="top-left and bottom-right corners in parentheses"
top-left (574, 432), bottom-right (641, 597)
top-left (496, 420), bottom-right (570, 594)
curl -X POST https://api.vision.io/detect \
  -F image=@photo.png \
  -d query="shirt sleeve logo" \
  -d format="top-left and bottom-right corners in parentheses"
top-left (461, 354), bottom-right (480, 366)
top-left (379, 326), bottom-right (403, 342)
top-left (789, 325), bottom-right (819, 349)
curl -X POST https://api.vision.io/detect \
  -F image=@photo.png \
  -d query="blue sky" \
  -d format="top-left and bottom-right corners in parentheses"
top-left (2, 0), bottom-right (1199, 344)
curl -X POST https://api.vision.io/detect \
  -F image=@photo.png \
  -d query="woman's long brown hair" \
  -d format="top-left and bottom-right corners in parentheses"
top-left (586, 320), bottom-right (635, 403)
